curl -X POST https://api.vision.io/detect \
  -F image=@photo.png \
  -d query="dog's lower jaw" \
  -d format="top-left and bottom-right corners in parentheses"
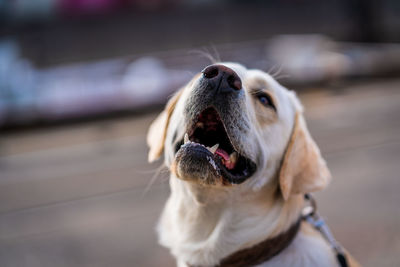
top-left (157, 175), bottom-right (305, 267)
top-left (171, 158), bottom-right (225, 187)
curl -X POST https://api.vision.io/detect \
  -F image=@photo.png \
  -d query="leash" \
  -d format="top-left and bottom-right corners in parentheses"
top-left (302, 194), bottom-right (349, 267)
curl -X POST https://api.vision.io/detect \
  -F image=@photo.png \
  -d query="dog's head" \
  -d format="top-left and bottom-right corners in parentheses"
top-left (147, 62), bottom-right (330, 200)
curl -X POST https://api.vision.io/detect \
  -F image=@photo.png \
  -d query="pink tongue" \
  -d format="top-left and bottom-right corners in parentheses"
top-left (215, 148), bottom-right (236, 170)
top-left (215, 148), bottom-right (229, 161)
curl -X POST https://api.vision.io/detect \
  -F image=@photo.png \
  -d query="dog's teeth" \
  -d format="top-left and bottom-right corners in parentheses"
top-left (229, 152), bottom-right (238, 164)
top-left (184, 133), bottom-right (189, 143)
top-left (208, 144), bottom-right (219, 154)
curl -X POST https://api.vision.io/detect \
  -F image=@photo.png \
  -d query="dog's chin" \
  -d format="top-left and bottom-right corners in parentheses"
top-left (173, 144), bottom-right (224, 186)
top-left (173, 142), bottom-right (257, 186)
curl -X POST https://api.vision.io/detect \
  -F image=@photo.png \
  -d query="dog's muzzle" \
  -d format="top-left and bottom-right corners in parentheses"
top-left (172, 64), bottom-right (257, 185)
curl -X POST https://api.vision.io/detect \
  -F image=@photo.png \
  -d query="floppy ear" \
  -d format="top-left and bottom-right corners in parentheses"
top-left (147, 89), bottom-right (183, 163)
top-left (279, 113), bottom-right (331, 200)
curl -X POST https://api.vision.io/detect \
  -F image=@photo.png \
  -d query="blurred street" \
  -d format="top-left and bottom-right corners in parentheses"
top-left (1, 1), bottom-right (400, 266)
top-left (0, 78), bottom-right (399, 267)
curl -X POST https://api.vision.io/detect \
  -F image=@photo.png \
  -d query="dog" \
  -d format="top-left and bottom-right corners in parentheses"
top-left (147, 62), bottom-right (360, 267)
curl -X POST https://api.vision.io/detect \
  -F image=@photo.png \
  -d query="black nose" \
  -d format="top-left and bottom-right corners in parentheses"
top-left (202, 64), bottom-right (242, 93)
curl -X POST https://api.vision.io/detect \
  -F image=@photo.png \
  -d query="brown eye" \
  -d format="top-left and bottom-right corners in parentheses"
top-left (256, 92), bottom-right (276, 111)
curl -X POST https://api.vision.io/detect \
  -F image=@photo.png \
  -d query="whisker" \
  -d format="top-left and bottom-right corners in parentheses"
top-left (267, 65), bottom-right (278, 75)
top-left (141, 164), bottom-right (169, 197)
top-left (209, 43), bottom-right (221, 63)
top-left (267, 64), bottom-right (291, 81)
top-left (272, 65), bottom-right (284, 78)
top-left (274, 74), bottom-right (291, 81)
top-left (250, 87), bottom-right (266, 96)
top-left (184, 70), bottom-right (196, 77)
top-left (188, 48), bottom-right (218, 64)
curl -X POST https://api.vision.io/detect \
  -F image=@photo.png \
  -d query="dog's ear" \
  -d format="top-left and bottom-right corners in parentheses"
top-left (279, 113), bottom-right (331, 200)
top-left (147, 89), bottom-right (183, 162)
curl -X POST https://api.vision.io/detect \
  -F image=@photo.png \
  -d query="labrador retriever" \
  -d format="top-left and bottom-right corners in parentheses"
top-left (147, 62), bottom-right (360, 267)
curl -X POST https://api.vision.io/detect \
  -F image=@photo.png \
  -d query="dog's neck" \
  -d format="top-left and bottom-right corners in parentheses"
top-left (157, 175), bottom-right (304, 267)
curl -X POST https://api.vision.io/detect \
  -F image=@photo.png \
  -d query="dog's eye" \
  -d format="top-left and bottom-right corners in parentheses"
top-left (256, 92), bottom-right (276, 111)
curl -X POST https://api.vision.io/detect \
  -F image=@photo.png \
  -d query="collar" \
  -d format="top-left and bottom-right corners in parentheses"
top-left (188, 194), bottom-right (349, 267)
top-left (217, 218), bottom-right (301, 267)
top-left (188, 217), bottom-right (302, 267)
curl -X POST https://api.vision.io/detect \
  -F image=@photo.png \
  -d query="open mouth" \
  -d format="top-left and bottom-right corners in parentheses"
top-left (175, 107), bottom-right (256, 184)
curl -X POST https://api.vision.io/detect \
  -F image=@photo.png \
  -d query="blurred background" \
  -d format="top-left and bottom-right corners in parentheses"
top-left (0, 0), bottom-right (400, 266)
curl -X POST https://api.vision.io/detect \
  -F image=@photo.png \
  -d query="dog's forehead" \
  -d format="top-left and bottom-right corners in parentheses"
top-left (245, 69), bottom-right (281, 93)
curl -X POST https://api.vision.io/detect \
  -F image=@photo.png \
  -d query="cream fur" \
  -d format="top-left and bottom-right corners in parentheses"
top-left (147, 62), bottom-right (359, 267)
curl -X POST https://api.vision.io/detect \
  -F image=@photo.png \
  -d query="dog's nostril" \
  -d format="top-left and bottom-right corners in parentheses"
top-left (202, 65), bottom-right (219, 79)
top-left (227, 74), bottom-right (242, 91)
top-left (202, 64), bottom-right (242, 92)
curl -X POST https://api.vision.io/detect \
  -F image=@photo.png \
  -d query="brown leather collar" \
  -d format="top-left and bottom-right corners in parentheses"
top-left (189, 218), bottom-right (301, 267)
